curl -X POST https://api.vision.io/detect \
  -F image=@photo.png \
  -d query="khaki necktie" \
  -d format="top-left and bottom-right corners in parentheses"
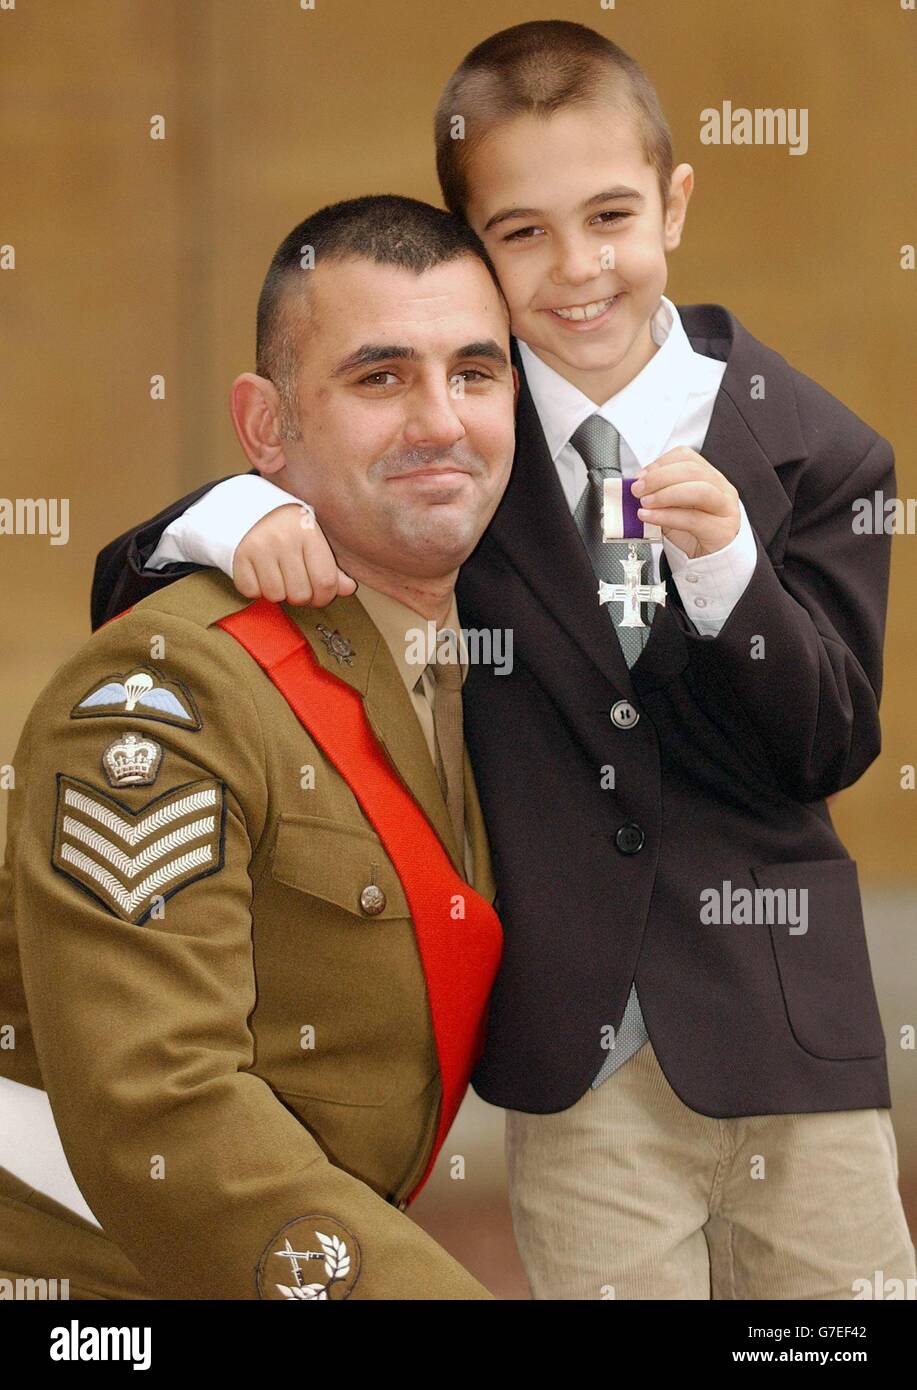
top-left (429, 644), bottom-right (466, 861)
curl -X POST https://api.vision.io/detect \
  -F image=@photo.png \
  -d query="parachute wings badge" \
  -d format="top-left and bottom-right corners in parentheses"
top-left (71, 666), bottom-right (202, 730)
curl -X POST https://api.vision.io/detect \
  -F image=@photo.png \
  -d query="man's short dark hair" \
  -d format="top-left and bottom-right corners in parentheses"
top-left (255, 194), bottom-right (506, 439)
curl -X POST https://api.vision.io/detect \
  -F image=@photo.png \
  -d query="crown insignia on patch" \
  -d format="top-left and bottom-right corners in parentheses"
top-left (102, 732), bottom-right (163, 787)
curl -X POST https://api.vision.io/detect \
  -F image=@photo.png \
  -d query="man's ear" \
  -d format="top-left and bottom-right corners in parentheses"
top-left (229, 373), bottom-right (287, 476)
top-left (511, 364), bottom-right (520, 408)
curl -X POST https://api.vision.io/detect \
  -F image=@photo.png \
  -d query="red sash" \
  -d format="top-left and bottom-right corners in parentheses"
top-left (217, 599), bottom-right (503, 1204)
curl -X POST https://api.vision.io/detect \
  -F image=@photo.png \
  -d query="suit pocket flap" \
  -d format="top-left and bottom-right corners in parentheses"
top-left (751, 858), bottom-right (885, 1061)
top-left (271, 814), bottom-right (410, 920)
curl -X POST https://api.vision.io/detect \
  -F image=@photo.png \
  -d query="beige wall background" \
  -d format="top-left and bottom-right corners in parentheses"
top-left (1, 0), bottom-right (915, 1299)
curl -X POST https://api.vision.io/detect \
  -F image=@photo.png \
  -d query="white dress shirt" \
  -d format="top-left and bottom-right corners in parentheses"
top-left (517, 295), bottom-right (756, 635)
top-left (148, 296), bottom-right (756, 636)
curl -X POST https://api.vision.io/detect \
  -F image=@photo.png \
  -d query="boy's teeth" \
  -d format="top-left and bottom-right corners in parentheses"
top-left (553, 296), bottom-right (616, 321)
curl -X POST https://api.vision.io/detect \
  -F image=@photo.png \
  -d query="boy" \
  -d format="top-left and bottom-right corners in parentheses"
top-left (93, 22), bottom-right (915, 1300)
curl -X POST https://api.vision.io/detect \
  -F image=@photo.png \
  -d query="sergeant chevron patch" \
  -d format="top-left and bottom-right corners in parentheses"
top-left (51, 774), bottom-right (225, 924)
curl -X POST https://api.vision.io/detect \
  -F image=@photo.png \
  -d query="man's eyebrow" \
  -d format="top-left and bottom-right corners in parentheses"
top-left (332, 339), bottom-right (509, 377)
top-left (483, 186), bottom-right (645, 233)
top-left (454, 340), bottom-right (510, 369)
top-left (331, 345), bottom-right (417, 378)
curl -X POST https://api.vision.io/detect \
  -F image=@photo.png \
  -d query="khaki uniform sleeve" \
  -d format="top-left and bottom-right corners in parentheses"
top-left (12, 608), bottom-right (493, 1299)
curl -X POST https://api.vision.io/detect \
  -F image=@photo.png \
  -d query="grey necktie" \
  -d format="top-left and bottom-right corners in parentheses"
top-left (571, 414), bottom-right (657, 666)
top-left (570, 413), bottom-right (650, 1084)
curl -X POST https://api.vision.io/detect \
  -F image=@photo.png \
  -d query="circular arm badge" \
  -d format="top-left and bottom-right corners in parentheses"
top-left (256, 1216), bottom-right (361, 1300)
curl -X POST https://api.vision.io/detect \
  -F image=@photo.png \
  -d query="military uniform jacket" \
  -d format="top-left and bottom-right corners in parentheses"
top-left (0, 571), bottom-right (497, 1299)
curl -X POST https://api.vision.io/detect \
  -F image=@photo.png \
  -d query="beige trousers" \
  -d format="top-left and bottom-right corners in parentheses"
top-left (505, 1039), bottom-right (916, 1300)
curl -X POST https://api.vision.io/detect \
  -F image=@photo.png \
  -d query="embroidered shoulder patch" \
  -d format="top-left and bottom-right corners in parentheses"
top-left (101, 732), bottom-right (163, 788)
top-left (256, 1215), bottom-right (360, 1300)
top-left (51, 774), bottom-right (225, 924)
top-left (71, 666), bottom-right (202, 731)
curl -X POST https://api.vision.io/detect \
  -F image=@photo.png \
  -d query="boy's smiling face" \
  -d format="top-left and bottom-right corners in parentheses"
top-left (465, 105), bottom-right (693, 403)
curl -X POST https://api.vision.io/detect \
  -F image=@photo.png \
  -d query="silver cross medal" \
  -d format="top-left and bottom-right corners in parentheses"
top-left (597, 475), bottom-right (667, 626)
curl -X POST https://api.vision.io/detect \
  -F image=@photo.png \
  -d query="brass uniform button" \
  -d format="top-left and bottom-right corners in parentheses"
top-left (359, 883), bottom-right (386, 916)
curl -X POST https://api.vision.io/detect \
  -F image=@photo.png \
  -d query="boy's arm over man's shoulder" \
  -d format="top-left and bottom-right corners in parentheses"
top-left (91, 473), bottom-right (246, 628)
top-left (91, 472), bottom-right (342, 626)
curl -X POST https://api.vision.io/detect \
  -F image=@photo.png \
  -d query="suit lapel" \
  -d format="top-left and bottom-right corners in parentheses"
top-left (487, 312), bottom-right (805, 692)
top-left (463, 748), bottom-right (497, 904)
top-left (286, 594), bottom-right (466, 879)
top-left (679, 303), bottom-right (804, 553)
top-left (487, 342), bottom-right (637, 699)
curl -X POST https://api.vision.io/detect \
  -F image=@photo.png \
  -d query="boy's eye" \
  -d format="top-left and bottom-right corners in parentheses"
top-left (592, 210), bottom-right (631, 227)
top-left (503, 210), bottom-right (631, 243)
top-left (502, 225), bottom-right (545, 243)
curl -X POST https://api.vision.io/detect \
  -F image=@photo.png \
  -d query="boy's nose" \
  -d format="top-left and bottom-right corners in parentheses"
top-left (550, 238), bottom-right (603, 288)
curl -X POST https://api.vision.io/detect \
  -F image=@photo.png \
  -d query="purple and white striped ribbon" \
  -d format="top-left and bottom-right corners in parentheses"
top-left (602, 476), bottom-right (662, 542)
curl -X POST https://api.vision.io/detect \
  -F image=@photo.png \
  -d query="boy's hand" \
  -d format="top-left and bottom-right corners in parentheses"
top-left (631, 448), bottom-right (740, 558)
top-left (231, 503), bottom-right (357, 606)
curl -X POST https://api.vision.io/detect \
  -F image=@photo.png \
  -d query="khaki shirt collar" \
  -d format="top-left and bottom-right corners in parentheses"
top-left (353, 582), bottom-right (466, 697)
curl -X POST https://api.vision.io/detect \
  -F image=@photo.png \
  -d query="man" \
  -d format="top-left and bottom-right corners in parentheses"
top-left (0, 195), bottom-right (515, 1299)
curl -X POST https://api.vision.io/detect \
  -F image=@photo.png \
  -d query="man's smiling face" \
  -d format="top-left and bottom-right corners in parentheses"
top-left (464, 104), bottom-right (690, 400)
top-left (278, 254), bottom-right (516, 580)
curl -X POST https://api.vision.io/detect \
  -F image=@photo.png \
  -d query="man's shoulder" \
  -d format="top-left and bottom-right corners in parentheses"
top-left (123, 568), bottom-right (251, 631)
top-left (678, 301), bottom-right (889, 462)
top-left (29, 571), bottom-right (259, 731)
top-left (76, 570), bottom-right (253, 682)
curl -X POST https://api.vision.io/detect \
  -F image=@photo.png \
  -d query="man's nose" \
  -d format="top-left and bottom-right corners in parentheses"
top-left (403, 384), bottom-right (467, 449)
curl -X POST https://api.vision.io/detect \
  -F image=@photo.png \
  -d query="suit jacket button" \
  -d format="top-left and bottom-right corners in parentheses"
top-left (610, 699), bottom-right (639, 729)
top-left (615, 822), bottom-right (645, 855)
top-left (359, 884), bottom-right (386, 915)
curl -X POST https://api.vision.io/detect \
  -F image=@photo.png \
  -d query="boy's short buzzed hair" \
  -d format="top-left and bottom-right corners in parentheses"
top-left (434, 20), bottom-right (674, 222)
